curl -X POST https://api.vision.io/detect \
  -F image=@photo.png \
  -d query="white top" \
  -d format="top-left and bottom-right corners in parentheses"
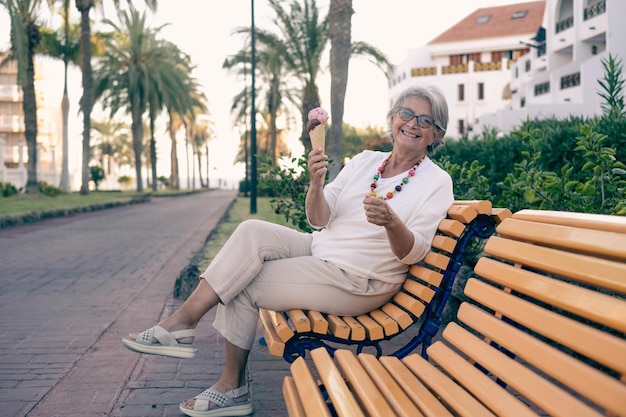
top-left (309, 150), bottom-right (454, 284)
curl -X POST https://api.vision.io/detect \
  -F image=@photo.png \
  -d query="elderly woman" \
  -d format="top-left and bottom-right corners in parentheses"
top-left (122, 84), bottom-right (454, 417)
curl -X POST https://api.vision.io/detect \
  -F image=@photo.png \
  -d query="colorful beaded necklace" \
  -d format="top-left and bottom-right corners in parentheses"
top-left (369, 154), bottom-right (424, 200)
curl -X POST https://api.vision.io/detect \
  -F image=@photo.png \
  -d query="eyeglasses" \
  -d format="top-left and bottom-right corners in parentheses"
top-left (397, 107), bottom-right (440, 130)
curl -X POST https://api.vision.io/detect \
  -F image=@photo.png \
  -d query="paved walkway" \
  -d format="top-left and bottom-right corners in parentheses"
top-left (0, 190), bottom-right (291, 417)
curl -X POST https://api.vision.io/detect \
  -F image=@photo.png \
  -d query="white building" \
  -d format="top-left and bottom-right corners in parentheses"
top-left (389, 0), bottom-right (624, 139)
top-left (493, 0), bottom-right (625, 132)
top-left (0, 54), bottom-right (63, 189)
top-left (389, 1), bottom-right (546, 139)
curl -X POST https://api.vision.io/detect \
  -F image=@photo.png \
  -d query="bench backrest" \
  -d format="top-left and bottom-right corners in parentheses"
top-left (426, 210), bottom-right (626, 416)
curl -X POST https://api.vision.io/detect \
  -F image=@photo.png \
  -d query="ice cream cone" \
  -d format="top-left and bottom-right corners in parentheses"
top-left (310, 125), bottom-right (325, 152)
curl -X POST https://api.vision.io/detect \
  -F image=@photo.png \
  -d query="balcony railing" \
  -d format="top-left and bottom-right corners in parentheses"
top-left (474, 61), bottom-right (502, 72)
top-left (0, 85), bottom-right (22, 101)
top-left (561, 72), bottom-right (581, 89)
top-left (534, 81), bottom-right (550, 96)
top-left (411, 66), bottom-right (437, 77)
top-left (584, 0), bottom-right (606, 20)
top-left (0, 115), bottom-right (24, 132)
top-left (442, 64), bottom-right (468, 74)
top-left (556, 16), bottom-right (574, 33)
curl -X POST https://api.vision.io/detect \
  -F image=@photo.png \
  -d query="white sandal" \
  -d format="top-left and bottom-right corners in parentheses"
top-left (179, 385), bottom-right (253, 417)
top-left (121, 325), bottom-right (197, 359)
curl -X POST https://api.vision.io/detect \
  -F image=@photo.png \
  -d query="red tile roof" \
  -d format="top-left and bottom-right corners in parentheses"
top-left (428, 1), bottom-right (545, 44)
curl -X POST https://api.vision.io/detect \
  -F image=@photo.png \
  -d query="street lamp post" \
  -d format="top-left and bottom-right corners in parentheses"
top-left (250, 0), bottom-right (258, 214)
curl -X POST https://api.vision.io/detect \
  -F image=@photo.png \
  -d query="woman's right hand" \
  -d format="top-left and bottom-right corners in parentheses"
top-left (308, 148), bottom-right (328, 188)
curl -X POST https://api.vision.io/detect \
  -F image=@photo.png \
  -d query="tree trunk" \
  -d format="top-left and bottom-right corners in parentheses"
top-left (131, 106), bottom-right (144, 193)
top-left (169, 115), bottom-right (179, 189)
top-left (150, 113), bottom-right (157, 191)
top-left (328, 0), bottom-right (353, 180)
top-left (77, 2), bottom-right (93, 195)
top-left (23, 36), bottom-right (38, 195)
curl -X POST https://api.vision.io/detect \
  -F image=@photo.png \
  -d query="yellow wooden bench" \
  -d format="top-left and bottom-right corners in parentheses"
top-left (259, 200), bottom-right (511, 362)
top-left (283, 209), bottom-right (626, 417)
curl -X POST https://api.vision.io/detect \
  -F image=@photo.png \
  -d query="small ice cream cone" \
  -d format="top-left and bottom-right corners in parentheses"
top-left (310, 125), bottom-right (326, 152)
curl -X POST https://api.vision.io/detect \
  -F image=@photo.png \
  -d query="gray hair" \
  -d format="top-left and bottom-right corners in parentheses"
top-left (386, 85), bottom-right (449, 154)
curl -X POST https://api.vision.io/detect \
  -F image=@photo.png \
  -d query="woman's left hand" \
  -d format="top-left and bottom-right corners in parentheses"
top-left (363, 195), bottom-right (396, 227)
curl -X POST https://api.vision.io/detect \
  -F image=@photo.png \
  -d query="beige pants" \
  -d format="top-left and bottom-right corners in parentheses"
top-left (200, 219), bottom-right (400, 350)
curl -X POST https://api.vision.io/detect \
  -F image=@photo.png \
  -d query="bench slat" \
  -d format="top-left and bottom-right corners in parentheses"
top-left (421, 251), bottom-right (450, 271)
top-left (342, 316), bottom-right (366, 341)
top-left (288, 309), bottom-right (311, 332)
top-left (369, 309), bottom-right (400, 336)
top-left (474, 258), bottom-right (626, 335)
top-left (426, 341), bottom-right (539, 417)
top-left (458, 302), bottom-right (626, 416)
top-left (333, 349), bottom-right (396, 417)
top-left (327, 314), bottom-right (350, 339)
top-left (282, 376), bottom-right (307, 417)
top-left (392, 291), bottom-right (426, 317)
top-left (442, 322), bottom-right (604, 417)
top-left (307, 310), bottom-right (329, 334)
top-left (513, 209), bottom-right (626, 233)
top-left (447, 204), bottom-right (478, 223)
top-left (453, 199), bottom-right (492, 214)
top-left (436, 218), bottom-right (466, 238)
top-left (310, 348), bottom-right (366, 417)
top-left (290, 356), bottom-right (333, 417)
top-left (431, 235), bottom-right (457, 253)
top-left (259, 309), bottom-right (285, 356)
top-left (268, 310), bottom-right (295, 342)
top-left (379, 356), bottom-right (454, 417)
top-left (356, 314), bottom-right (384, 340)
top-left (496, 218), bottom-right (626, 261)
top-left (408, 264), bottom-right (444, 287)
top-left (484, 236), bottom-right (626, 295)
top-left (381, 303), bottom-right (413, 329)
top-left (357, 353), bottom-right (425, 417)
top-left (402, 353), bottom-right (498, 417)
top-left (403, 279), bottom-right (436, 304)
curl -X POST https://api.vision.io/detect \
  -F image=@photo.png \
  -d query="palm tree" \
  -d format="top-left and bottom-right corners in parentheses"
top-left (94, 8), bottom-right (187, 193)
top-left (0, 0), bottom-right (52, 194)
top-left (145, 41), bottom-right (194, 191)
top-left (37, 2), bottom-right (80, 192)
top-left (237, 0), bottom-right (392, 180)
top-left (224, 46), bottom-right (297, 166)
top-left (74, 0), bottom-right (157, 195)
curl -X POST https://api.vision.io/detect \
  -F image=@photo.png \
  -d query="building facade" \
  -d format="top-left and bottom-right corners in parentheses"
top-left (389, 0), bottom-right (624, 139)
top-left (493, 0), bottom-right (625, 132)
top-left (0, 54), bottom-right (62, 189)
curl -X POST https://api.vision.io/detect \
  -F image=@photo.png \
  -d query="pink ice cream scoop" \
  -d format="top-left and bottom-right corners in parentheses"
top-left (308, 107), bottom-right (329, 127)
top-left (307, 107), bottom-right (328, 151)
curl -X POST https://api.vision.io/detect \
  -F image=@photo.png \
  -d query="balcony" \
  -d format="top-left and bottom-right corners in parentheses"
top-left (442, 64), bottom-right (468, 75)
top-left (584, 0), bottom-right (606, 20)
top-left (0, 115), bottom-right (25, 133)
top-left (411, 66), bottom-right (437, 77)
top-left (474, 61), bottom-right (502, 72)
top-left (555, 16), bottom-right (574, 33)
top-left (0, 85), bottom-right (22, 101)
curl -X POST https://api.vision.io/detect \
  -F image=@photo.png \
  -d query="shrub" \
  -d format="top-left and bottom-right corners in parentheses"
top-left (0, 181), bottom-right (20, 197)
top-left (37, 181), bottom-right (62, 197)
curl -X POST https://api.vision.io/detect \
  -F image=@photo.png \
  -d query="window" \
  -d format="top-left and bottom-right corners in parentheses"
top-left (478, 83), bottom-right (485, 100)
top-left (511, 10), bottom-right (528, 19)
top-left (458, 119), bottom-right (465, 135)
top-left (476, 15), bottom-right (491, 24)
top-left (469, 53), bottom-right (481, 63)
top-left (458, 84), bottom-right (465, 101)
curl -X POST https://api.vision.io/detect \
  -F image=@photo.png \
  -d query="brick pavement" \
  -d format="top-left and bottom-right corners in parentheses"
top-left (0, 189), bottom-right (416, 417)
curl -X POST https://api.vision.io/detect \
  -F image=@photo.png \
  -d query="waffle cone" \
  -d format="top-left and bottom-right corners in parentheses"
top-left (310, 125), bottom-right (325, 152)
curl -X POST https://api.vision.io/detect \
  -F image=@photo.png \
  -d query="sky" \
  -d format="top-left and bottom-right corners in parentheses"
top-left (1, 0), bottom-right (527, 185)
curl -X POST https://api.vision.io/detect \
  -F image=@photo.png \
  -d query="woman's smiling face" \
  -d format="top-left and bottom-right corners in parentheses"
top-left (391, 96), bottom-right (441, 155)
